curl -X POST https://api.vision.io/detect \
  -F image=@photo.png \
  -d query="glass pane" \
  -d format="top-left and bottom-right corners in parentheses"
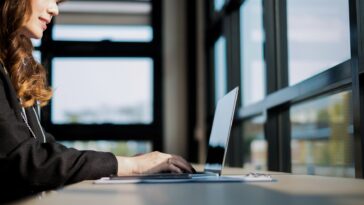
top-left (214, 36), bottom-right (227, 105)
top-left (243, 115), bottom-right (267, 171)
top-left (290, 91), bottom-right (354, 177)
top-left (240, 0), bottom-right (266, 106)
top-left (32, 50), bottom-right (41, 63)
top-left (52, 57), bottom-right (153, 125)
top-left (287, 0), bottom-right (351, 85)
top-left (60, 140), bottom-right (152, 156)
top-left (214, 0), bottom-right (226, 11)
top-left (55, 1), bottom-right (152, 42)
top-left (31, 39), bottom-right (41, 47)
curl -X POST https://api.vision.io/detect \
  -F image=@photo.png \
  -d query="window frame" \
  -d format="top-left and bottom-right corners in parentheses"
top-left (40, 0), bottom-right (163, 151)
top-left (204, 0), bottom-right (364, 177)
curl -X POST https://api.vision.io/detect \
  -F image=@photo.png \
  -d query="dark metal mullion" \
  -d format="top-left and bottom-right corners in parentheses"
top-left (264, 0), bottom-right (290, 172)
top-left (349, 0), bottom-right (364, 178)
top-left (263, 0), bottom-right (279, 172)
top-left (150, 0), bottom-right (163, 151)
top-left (358, 73), bottom-right (364, 177)
top-left (48, 42), bottom-right (156, 57)
top-left (204, 0), bottom-right (216, 151)
top-left (357, 0), bottom-right (364, 178)
top-left (357, 0), bottom-right (364, 74)
top-left (41, 18), bottom-right (55, 126)
top-left (267, 61), bottom-right (352, 108)
top-left (232, 9), bottom-right (243, 167)
top-left (224, 11), bottom-right (235, 166)
top-left (237, 60), bottom-right (352, 121)
top-left (263, 0), bottom-right (278, 171)
top-left (225, 0), bottom-right (245, 13)
top-left (238, 101), bottom-right (264, 118)
top-left (205, 0), bottom-right (222, 117)
top-left (206, 24), bottom-right (223, 116)
top-left (276, 0), bottom-right (291, 172)
top-left (226, 10), bottom-right (243, 167)
top-left (47, 125), bottom-right (161, 141)
top-left (227, 11), bottom-right (241, 90)
top-left (263, 0), bottom-right (278, 96)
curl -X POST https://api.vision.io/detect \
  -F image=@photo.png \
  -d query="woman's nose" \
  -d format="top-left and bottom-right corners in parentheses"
top-left (48, 2), bottom-right (59, 16)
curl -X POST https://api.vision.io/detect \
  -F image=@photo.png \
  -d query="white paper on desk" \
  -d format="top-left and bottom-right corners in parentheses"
top-left (94, 177), bottom-right (142, 184)
top-left (192, 175), bottom-right (274, 182)
top-left (94, 175), bottom-right (273, 184)
top-left (224, 175), bottom-right (274, 182)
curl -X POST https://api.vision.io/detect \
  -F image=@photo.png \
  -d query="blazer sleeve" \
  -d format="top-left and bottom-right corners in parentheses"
top-left (0, 71), bottom-right (118, 194)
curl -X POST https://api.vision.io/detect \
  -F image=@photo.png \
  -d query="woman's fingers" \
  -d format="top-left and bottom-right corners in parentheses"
top-left (166, 159), bottom-right (183, 173)
top-left (168, 156), bottom-right (193, 173)
top-left (174, 155), bottom-right (195, 172)
top-left (128, 151), bottom-right (194, 174)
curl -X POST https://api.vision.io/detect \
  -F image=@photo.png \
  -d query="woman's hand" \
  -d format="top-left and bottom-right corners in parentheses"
top-left (116, 151), bottom-right (194, 176)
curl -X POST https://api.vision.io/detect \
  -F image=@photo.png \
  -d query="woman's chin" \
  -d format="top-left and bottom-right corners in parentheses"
top-left (30, 32), bottom-right (43, 39)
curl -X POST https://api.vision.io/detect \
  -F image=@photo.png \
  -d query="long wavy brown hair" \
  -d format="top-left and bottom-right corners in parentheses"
top-left (0, 0), bottom-right (52, 108)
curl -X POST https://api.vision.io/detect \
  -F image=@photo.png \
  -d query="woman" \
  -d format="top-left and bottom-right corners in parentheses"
top-left (0, 0), bottom-right (193, 201)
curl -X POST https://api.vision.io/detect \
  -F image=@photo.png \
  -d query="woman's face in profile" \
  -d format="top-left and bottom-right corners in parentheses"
top-left (20, 0), bottom-right (60, 39)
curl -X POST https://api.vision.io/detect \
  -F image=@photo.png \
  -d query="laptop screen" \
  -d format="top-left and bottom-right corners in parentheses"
top-left (204, 87), bottom-right (238, 175)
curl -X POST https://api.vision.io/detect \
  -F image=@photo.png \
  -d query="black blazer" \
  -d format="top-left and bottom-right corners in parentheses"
top-left (0, 63), bottom-right (117, 202)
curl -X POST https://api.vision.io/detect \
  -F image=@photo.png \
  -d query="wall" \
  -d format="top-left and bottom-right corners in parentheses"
top-left (163, 0), bottom-right (187, 157)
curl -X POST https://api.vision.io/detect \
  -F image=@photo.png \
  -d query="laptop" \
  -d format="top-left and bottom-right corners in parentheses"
top-left (110, 87), bottom-right (239, 180)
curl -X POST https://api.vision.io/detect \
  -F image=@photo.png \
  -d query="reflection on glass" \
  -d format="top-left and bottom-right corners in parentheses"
top-left (240, 0), bottom-right (266, 106)
top-left (53, 25), bottom-right (153, 42)
top-left (290, 91), bottom-right (354, 177)
top-left (214, 36), bottom-right (227, 105)
top-left (60, 140), bottom-right (152, 156)
top-left (214, 0), bottom-right (226, 11)
top-left (287, 0), bottom-right (351, 85)
top-left (243, 115), bottom-right (267, 170)
top-left (52, 57), bottom-right (153, 125)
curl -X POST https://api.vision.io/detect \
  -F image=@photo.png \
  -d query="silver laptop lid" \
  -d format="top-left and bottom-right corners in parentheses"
top-left (204, 87), bottom-right (239, 175)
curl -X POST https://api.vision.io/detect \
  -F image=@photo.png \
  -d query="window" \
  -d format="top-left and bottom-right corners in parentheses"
top-left (290, 91), bottom-right (354, 177)
top-left (52, 57), bottom-right (153, 125)
top-left (31, 38), bottom-right (41, 63)
top-left (214, 36), bottom-right (227, 105)
top-left (42, 0), bottom-right (162, 149)
top-left (33, 51), bottom-right (41, 63)
top-left (243, 115), bottom-right (267, 170)
top-left (240, 0), bottom-right (266, 106)
top-left (214, 0), bottom-right (226, 11)
top-left (60, 140), bottom-right (152, 156)
top-left (56, 1), bottom-right (153, 42)
top-left (31, 39), bottom-right (41, 47)
top-left (287, 0), bottom-right (351, 85)
top-left (204, 0), bottom-right (363, 178)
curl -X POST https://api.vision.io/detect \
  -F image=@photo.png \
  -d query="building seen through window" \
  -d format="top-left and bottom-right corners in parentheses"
top-left (290, 91), bottom-right (354, 177)
top-left (52, 58), bottom-right (153, 125)
top-left (242, 115), bottom-right (267, 171)
top-left (240, 0), bottom-right (266, 107)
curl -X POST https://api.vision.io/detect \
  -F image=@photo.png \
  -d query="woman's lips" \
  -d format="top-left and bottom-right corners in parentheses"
top-left (39, 17), bottom-right (49, 30)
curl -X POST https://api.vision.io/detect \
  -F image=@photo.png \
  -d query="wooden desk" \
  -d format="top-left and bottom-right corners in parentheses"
top-left (10, 168), bottom-right (364, 205)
